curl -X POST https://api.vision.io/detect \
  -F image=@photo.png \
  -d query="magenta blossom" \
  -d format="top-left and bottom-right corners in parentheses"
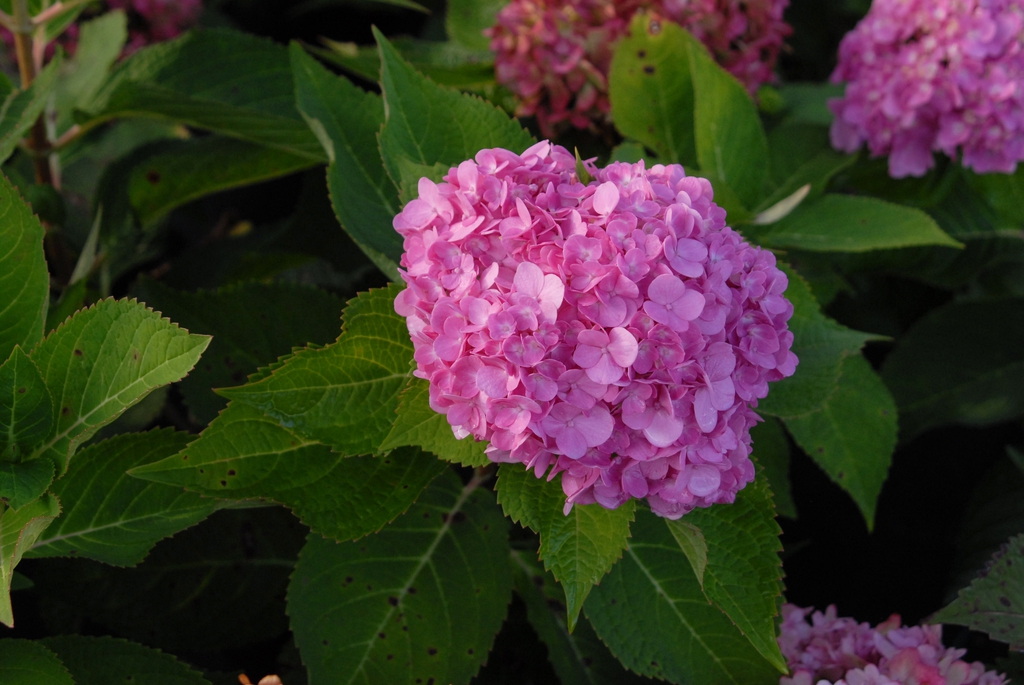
top-left (779, 604), bottom-right (1006, 685)
top-left (829, 0), bottom-right (1024, 177)
top-left (393, 141), bottom-right (797, 518)
top-left (487, 0), bottom-right (791, 135)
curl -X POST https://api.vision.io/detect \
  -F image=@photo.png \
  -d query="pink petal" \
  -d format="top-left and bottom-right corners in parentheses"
top-left (688, 465), bottom-right (722, 497)
top-left (647, 274), bottom-right (685, 304)
top-left (675, 289), bottom-right (706, 321)
top-left (576, 406), bottom-right (614, 446)
top-left (557, 428), bottom-right (589, 459)
top-left (477, 365), bottom-right (510, 398)
top-left (514, 262), bottom-right (544, 298)
top-left (593, 182), bottom-right (620, 215)
top-left (607, 327), bottom-right (638, 367)
top-left (693, 387), bottom-right (719, 433)
top-left (643, 409), bottom-right (684, 447)
top-left (584, 355), bottom-right (623, 384)
top-left (573, 344), bottom-right (603, 369)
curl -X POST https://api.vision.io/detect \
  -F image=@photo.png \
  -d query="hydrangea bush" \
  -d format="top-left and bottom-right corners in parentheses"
top-left (0, 0), bottom-right (1022, 684)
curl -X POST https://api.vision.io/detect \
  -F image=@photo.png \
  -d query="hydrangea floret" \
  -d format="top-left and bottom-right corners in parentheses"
top-left (779, 604), bottom-right (1007, 685)
top-left (829, 0), bottom-right (1024, 177)
top-left (393, 141), bottom-right (797, 518)
top-left (487, 0), bottom-right (791, 135)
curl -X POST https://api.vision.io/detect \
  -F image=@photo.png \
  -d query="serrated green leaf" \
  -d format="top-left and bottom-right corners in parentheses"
top-left (0, 347), bottom-right (53, 460)
top-left (1, 493), bottom-right (59, 627)
top-left (26, 298), bottom-right (210, 473)
top-left (676, 476), bottom-right (786, 672)
top-left (446, 0), bottom-right (507, 50)
top-left (376, 27), bottom-right (534, 195)
top-left (290, 43), bottom-right (403, 275)
top-left (757, 263), bottom-right (882, 418)
top-left (0, 56), bottom-right (61, 165)
top-left (0, 175), bottom-right (49, 361)
top-left (136, 279), bottom-right (344, 424)
top-left (380, 377), bottom-right (489, 467)
top-left (511, 549), bottom-right (653, 685)
top-left (26, 429), bottom-right (220, 565)
top-left (82, 29), bottom-right (325, 161)
top-left (41, 635), bottom-right (212, 685)
top-left (288, 470), bottom-right (513, 685)
top-left (759, 195), bottom-right (962, 251)
top-left (666, 518), bottom-right (707, 586)
top-left (0, 639), bottom-right (74, 685)
top-left (609, 14), bottom-right (696, 164)
top-left (496, 463), bottom-right (634, 631)
top-left (0, 459), bottom-right (54, 511)
top-left (933, 533), bottom-right (1024, 650)
top-left (220, 284), bottom-right (412, 456)
top-left (882, 298), bottom-right (1024, 439)
top-left (750, 418), bottom-right (796, 519)
top-left (784, 354), bottom-right (896, 528)
top-left (585, 508), bottom-right (779, 685)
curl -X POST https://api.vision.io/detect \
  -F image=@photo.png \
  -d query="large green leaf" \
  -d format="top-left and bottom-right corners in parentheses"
top-left (288, 470), bottom-right (513, 685)
top-left (0, 640), bottom-right (74, 685)
top-left (933, 533), bottom-right (1024, 650)
top-left (0, 347), bottom-right (53, 460)
top-left (379, 377), bottom-right (489, 466)
top-left (41, 635), bottom-right (211, 685)
top-left (136, 279), bottom-right (344, 424)
top-left (26, 299), bottom-right (210, 473)
top-left (53, 11), bottom-right (128, 133)
top-left (749, 418), bottom-right (796, 519)
top-left (290, 43), bottom-right (402, 277)
top-left (671, 476), bottom-right (786, 672)
top-left (0, 459), bottom-right (54, 511)
top-left (511, 549), bottom-right (652, 685)
top-left (784, 354), bottom-right (896, 528)
top-left (756, 264), bottom-right (882, 418)
top-left (496, 463), bottom-right (635, 631)
top-left (376, 27), bottom-right (534, 200)
top-left (82, 29), bottom-right (325, 160)
top-left (0, 493), bottom-right (60, 627)
top-left (0, 174), bottom-right (49, 362)
top-left (131, 400), bottom-right (445, 542)
top-left (221, 284), bottom-right (412, 456)
top-left (0, 56), bottom-right (61, 165)
top-left (446, 0), bottom-right (507, 50)
top-left (759, 195), bottom-right (961, 251)
top-left (585, 508), bottom-right (779, 685)
top-left (26, 429), bottom-right (220, 565)
top-left (882, 298), bottom-right (1024, 439)
top-left (608, 14), bottom-right (695, 164)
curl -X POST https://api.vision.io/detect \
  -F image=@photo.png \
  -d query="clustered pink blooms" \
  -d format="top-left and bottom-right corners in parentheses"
top-left (779, 604), bottom-right (1007, 685)
top-left (487, 0), bottom-right (791, 135)
top-left (393, 141), bottom-right (797, 518)
top-left (829, 0), bottom-right (1024, 177)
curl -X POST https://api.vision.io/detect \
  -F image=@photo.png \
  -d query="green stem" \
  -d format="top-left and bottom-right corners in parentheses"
top-left (11, 0), bottom-right (53, 186)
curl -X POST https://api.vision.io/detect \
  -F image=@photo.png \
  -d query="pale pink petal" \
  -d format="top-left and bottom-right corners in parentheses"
top-left (477, 365), bottom-right (510, 398)
top-left (607, 327), bottom-right (638, 367)
top-left (514, 262), bottom-right (545, 298)
top-left (643, 409), bottom-right (684, 447)
top-left (593, 182), bottom-right (620, 215)
top-left (688, 465), bottom-right (722, 497)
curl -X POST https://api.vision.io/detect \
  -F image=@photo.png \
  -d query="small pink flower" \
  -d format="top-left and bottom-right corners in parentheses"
top-left (644, 274), bottom-right (706, 331)
top-left (573, 327), bottom-right (639, 383)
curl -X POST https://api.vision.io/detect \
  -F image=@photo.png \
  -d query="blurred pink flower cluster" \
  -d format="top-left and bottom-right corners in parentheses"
top-left (393, 141), bottom-right (796, 518)
top-left (830, 0), bottom-right (1024, 177)
top-left (109, 0), bottom-right (203, 54)
top-left (487, 0), bottom-right (791, 135)
top-left (779, 604), bottom-right (1007, 685)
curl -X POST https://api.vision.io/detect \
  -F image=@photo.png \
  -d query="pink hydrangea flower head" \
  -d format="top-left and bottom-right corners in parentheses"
top-left (487, 0), bottom-right (791, 136)
top-left (829, 0), bottom-right (1024, 177)
top-left (393, 141), bottom-right (797, 518)
top-left (107, 0), bottom-right (203, 53)
top-left (778, 604), bottom-right (1007, 685)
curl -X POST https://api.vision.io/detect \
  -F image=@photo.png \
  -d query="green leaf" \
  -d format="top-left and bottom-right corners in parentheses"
top-left (0, 459), bottom-right (54, 511)
top-left (0, 640), bottom-right (74, 685)
top-left (54, 10), bottom-right (128, 133)
top-left (127, 136), bottom-right (316, 225)
top-left (757, 150), bottom-right (856, 216)
top-left (290, 43), bottom-right (403, 277)
top-left (130, 401), bottom-right (444, 542)
top-left (882, 299), bottom-right (1024, 439)
top-left (674, 476), bottom-right (786, 672)
top-left (665, 519), bottom-right (707, 586)
top-left (376, 27), bottom-right (534, 198)
top-left (380, 377), bottom-right (489, 466)
top-left (933, 533), bottom-right (1024, 650)
top-left (26, 429), bottom-right (220, 565)
top-left (750, 418), bottom-right (796, 519)
top-left (965, 166), bottom-right (1024, 225)
top-left (0, 493), bottom-right (60, 627)
top-left (26, 299), bottom-right (210, 473)
top-left (759, 195), bottom-right (962, 251)
top-left (585, 508), bottom-right (779, 685)
top-left (83, 29), bottom-right (325, 161)
top-left (776, 83), bottom-right (844, 127)
top-left (0, 347), bottom-right (53, 460)
top-left (41, 635), bottom-right (212, 685)
top-left (220, 284), bottom-right (412, 456)
top-left (446, 0), bottom-right (508, 51)
top-left (288, 470), bottom-right (513, 685)
top-left (511, 549), bottom-right (652, 685)
top-left (0, 175), bottom-right (49, 362)
top-left (496, 463), bottom-right (635, 631)
top-left (756, 264), bottom-right (882, 418)
top-left (784, 354), bottom-right (896, 528)
top-left (0, 56), bottom-right (61, 165)
top-left (136, 279), bottom-right (344, 424)
top-left (608, 14), bottom-right (696, 164)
